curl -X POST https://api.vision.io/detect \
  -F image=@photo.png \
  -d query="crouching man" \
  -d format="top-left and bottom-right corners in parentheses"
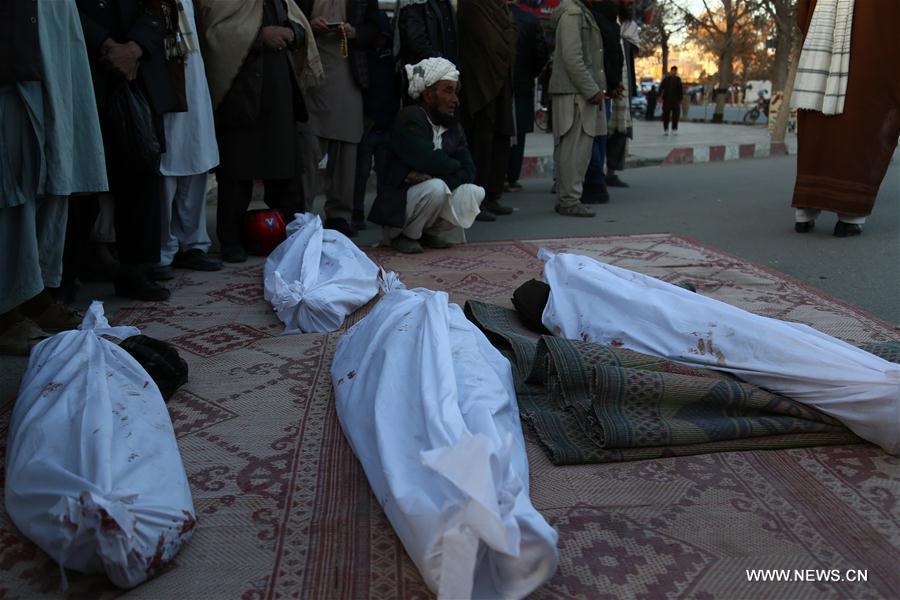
top-left (369, 58), bottom-right (483, 254)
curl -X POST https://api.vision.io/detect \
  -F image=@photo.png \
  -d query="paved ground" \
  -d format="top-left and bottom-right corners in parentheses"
top-left (349, 156), bottom-right (900, 326)
top-left (523, 119), bottom-right (796, 164)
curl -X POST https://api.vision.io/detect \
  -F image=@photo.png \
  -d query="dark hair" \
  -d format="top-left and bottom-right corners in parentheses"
top-left (671, 66), bottom-right (678, 72)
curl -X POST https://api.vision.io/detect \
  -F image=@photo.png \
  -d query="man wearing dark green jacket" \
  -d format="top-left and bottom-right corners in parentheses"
top-left (369, 58), bottom-right (484, 254)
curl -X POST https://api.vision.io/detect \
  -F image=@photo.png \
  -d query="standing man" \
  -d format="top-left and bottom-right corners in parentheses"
top-left (155, 0), bottom-right (221, 279)
top-left (791, 0), bottom-right (899, 237)
top-left (549, 0), bottom-right (607, 218)
top-left (77, 0), bottom-right (178, 300)
top-left (1, 0), bottom-right (108, 353)
top-left (201, 0), bottom-right (320, 263)
top-left (457, 0), bottom-right (517, 221)
top-left (369, 58), bottom-right (483, 254)
top-left (297, 0), bottom-right (379, 238)
top-left (506, 0), bottom-right (550, 193)
top-left (659, 65), bottom-right (682, 136)
top-left (395, 0), bottom-right (458, 67)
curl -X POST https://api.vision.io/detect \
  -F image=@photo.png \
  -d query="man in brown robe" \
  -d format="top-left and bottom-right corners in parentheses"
top-left (792, 0), bottom-right (900, 237)
top-left (457, 0), bottom-right (517, 222)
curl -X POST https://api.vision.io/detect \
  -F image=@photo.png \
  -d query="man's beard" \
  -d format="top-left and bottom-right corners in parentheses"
top-left (426, 98), bottom-right (459, 128)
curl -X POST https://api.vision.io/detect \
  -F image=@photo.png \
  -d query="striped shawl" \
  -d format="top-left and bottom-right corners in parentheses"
top-left (791, 0), bottom-right (854, 115)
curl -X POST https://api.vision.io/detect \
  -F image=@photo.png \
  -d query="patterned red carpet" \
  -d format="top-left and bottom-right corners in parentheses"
top-left (1, 234), bottom-right (898, 599)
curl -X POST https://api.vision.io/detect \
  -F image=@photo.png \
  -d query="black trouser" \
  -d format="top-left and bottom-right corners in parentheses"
top-left (108, 170), bottom-right (162, 266)
top-left (662, 103), bottom-right (680, 131)
top-left (60, 194), bottom-right (100, 286)
top-left (215, 178), bottom-right (304, 248)
top-left (507, 132), bottom-right (528, 185)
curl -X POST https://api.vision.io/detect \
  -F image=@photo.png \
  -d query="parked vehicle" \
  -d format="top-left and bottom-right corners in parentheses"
top-left (630, 93), bottom-right (647, 118)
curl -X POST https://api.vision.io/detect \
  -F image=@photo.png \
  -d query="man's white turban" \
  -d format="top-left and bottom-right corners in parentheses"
top-left (405, 57), bottom-right (460, 100)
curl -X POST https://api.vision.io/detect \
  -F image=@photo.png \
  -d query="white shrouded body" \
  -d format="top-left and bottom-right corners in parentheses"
top-left (264, 213), bottom-right (380, 334)
top-left (5, 302), bottom-right (196, 588)
top-left (332, 286), bottom-right (558, 599)
top-left (539, 250), bottom-right (900, 455)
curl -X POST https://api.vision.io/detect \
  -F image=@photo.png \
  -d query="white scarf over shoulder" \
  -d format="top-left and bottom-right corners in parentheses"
top-left (791, 0), bottom-right (854, 115)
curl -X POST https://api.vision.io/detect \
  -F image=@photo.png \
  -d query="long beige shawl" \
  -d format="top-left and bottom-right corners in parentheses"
top-left (197, 0), bottom-right (323, 109)
top-left (791, 0), bottom-right (854, 115)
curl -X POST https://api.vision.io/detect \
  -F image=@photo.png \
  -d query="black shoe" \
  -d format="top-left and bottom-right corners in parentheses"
top-left (505, 181), bottom-right (523, 192)
top-left (148, 265), bottom-right (176, 281)
top-left (173, 249), bottom-right (223, 271)
top-left (475, 209), bottom-right (497, 222)
top-left (482, 200), bottom-right (513, 215)
top-left (420, 233), bottom-right (453, 249)
top-left (605, 174), bottom-right (629, 188)
top-left (833, 221), bottom-right (862, 237)
top-left (221, 245), bottom-right (248, 263)
top-left (390, 234), bottom-right (423, 254)
top-left (324, 217), bottom-right (357, 238)
top-left (794, 220), bottom-right (815, 233)
top-left (582, 182), bottom-right (610, 204)
top-left (115, 268), bottom-right (171, 302)
top-left (351, 210), bottom-right (367, 231)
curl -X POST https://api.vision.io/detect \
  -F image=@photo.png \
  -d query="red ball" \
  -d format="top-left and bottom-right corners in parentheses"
top-left (242, 209), bottom-right (287, 256)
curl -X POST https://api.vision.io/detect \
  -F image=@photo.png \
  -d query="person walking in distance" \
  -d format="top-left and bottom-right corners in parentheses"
top-left (659, 65), bottom-right (682, 136)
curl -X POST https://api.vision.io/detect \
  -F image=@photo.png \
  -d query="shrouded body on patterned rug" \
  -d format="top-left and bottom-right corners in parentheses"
top-left (511, 250), bottom-right (900, 456)
top-left (4, 303), bottom-right (196, 589)
top-left (332, 281), bottom-right (559, 599)
top-left (263, 213), bottom-right (380, 333)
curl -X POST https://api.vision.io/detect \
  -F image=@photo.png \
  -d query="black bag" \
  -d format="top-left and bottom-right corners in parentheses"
top-left (105, 81), bottom-right (162, 175)
top-left (120, 335), bottom-right (189, 402)
top-left (512, 279), bottom-right (552, 335)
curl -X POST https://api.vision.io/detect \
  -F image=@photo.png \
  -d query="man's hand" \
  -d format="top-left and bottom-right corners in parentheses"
top-left (606, 85), bottom-right (625, 100)
top-left (309, 16), bottom-right (334, 34)
top-left (101, 39), bottom-right (143, 81)
top-left (588, 92), bottom-right (605, 105)
top-left (261, 26), bottom-right (294, 50)
top-left (405, 171), bottom-right (433, 184)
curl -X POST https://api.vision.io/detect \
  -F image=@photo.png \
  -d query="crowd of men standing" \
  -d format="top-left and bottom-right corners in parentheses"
top-left (1, 0), bottom-right (639, 354)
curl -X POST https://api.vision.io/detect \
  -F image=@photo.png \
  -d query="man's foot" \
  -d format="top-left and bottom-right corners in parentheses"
top-left (663, 130), bottom-right (669, 136)
top-left (555, 203), bottom-right (596, 218)
top-left (0, 318), bottom-right (51, 356)
top-left (173, 249), bottom-right (223, 271)
top-left (482, 200), bottom-right (513, 215)
top-left (672, 130), bottom-right (679, 136)
top-left (794, 220), bottom-right (815, 234)
top-left (221, 245), bottom-right (248, 263)
top-left (582, 182), bottom-right (610, 204)
top-left (148, 265), bottom-right (177, 281)
top-left (26, 303), bottom-right (83, 333)
top-left (833, 222), bottom-right (862, 237)
top-left (390, 234), bottom-right (424, 254)
top-left (581, 187), bottom-right (610, 204)
top-left (605, 174), bottom-right (629, 188)
top-left (505, 181), bottom-right (523, 193)
top-left (420, 233), bottom-right (453, 249)
top-left (324, 217), bottom-right (357, 238)
top-left (115, 268), bottom-right (171, 302)
top-left (351, 210), bottom-right (367, 231)
top-left (475, 209), bottom-right (497, 222)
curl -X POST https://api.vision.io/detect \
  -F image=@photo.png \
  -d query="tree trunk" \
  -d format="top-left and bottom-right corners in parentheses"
top-left (661, 39), bottom-right (669, 79)
top-left (771, 24), bottom-right (802, 143)
top-left (771, 24), bottom-right (792, 90)
top-left (712, 48), bottom-right (733, 123)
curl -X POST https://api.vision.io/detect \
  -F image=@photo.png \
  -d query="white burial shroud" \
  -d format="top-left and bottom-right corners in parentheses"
top-left (264, 213), bottom-right (380, 334)
top-left (5, 302), bottom-right (196, 588)
top-left (539, 250), bottom-right (900, 455)
top-left (332, 283), bottom-right (558, 599)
